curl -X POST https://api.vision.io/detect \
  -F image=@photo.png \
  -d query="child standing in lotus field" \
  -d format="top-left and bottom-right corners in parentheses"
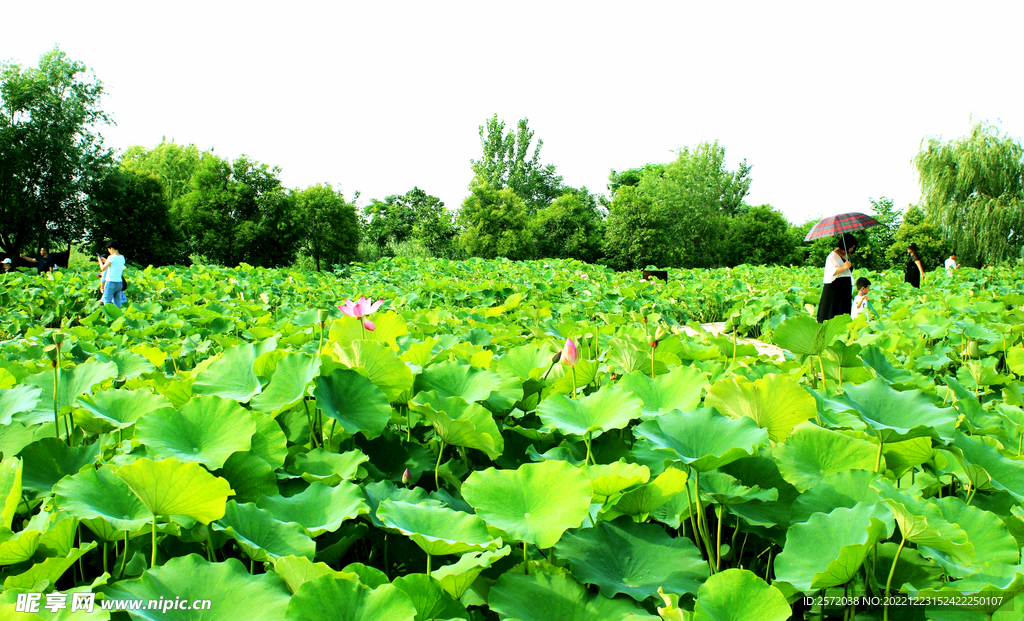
top-left (851, 277), bottom-right (870, 320)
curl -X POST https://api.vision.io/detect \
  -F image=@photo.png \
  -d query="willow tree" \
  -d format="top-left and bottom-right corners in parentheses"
top-left (914, 121), bottom-right (1024, 266)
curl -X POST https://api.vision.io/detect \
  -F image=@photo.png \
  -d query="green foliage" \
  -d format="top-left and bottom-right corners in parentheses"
top-left (530, 188), bottom-right (605, 263)
top-left (884, 205), bottom-right (950, 273)
top-left (470, 114), bottom-right (563, 212)
top-left (915, 120), bottom-right (1024, 265)
top-left (603, 185), bottom-right (670, 271)
top-left (458, 183), bottom-right (535, 260)
top-left (859, 197), bottom-right (902, 271)
top-left (86, 167), bottom-right (185, 266)
top-left (294, 184), bottom-right (359, 271)
top-left (121, 139), bottom-right (208, 204)
top-left (726, 205), bottom-right (793, 266)
top-left (174, 154), bottom-right (306, 267)
top-left (363, 187), bottom-right (457, 258)
top-left (0, 47), bottom-right (113, 255)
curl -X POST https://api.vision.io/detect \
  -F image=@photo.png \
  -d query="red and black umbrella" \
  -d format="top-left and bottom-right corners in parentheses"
top-left (804, 212), bottom-right (881, 244)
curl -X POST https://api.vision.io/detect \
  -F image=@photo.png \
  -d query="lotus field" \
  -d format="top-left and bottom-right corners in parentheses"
top-left (3, 258), bottom-right (1024, 620)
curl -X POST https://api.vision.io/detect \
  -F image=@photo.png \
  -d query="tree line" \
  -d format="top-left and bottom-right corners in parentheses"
top-left (3, 48), bottom-right (1022, 272)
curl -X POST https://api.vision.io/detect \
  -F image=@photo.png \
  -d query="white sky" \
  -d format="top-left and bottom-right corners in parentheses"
top-left (5, 1), bottom-right (1023, 224)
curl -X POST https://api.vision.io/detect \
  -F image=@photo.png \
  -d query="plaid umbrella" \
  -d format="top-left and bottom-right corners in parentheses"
top-left (804, 212), bottom-right (881, 242)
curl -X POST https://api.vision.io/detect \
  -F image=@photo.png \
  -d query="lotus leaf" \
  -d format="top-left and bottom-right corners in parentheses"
top-left (273, 554), bottom-right (356, 594)
top-left (0, 457), bottom-right (21, 529)
top-left (332, 339), bottom-right (415, 402)
top-left (213, 500), bottom-right (315, 561)
top-left (462, 460), bottom-right (592, 549)
top-left (536, 384), bottom-right (642, 438)
top-left (17, 437), bottom-right (97, 497)
top-left (313, 368), bottom-right (392, 439)
top-left (704, 373), bottom-right (816, 442)
top-left (192, 343), bottom-right (263, 402)
top-left (3, 543), bottom-right (96, 590)
top-left (376, 499), bottom-right (501, 557)
top-left (0, 384), bottom-right (41, 426)
top-left (617, 366), bottom-right (707, 420)
top-left (77, 389), bottom-right (174, 432)
top-left (410, 391), bottom-right (503, 459)
top-left (488, 571), bottom-right (659, 621)
top-left (114, 458), bottom-right (233, 524)
top-left (584, 462), bottom-right (650, 500)
top-left (52, 466), bottom-right (151, 532)
top-left (287, 449), bottom-right (368, 486)
top-left (840, 377), bottom-right (957, 443)
top-left (633, 408), bottom-right (768, 472)
top-left (251, 352), bottom-right (321, 414)
top-left (772, 314), bottom-right (850, 356)
top-left (773, 421), bottom-right (879, 491)
top-left (693, 568), bottom-right (790, 621)
top-left (285, 574), bottom-right (417, 621)
top-left (135, 394), bottom-right (256, 469)
top-left (603, 468), bottom-right (688, 521)
top-left (431, 546), bottom-right (511, 599)
top-left (391, 573), bottom-right (470, 621)
top-left (950, 432), bottom-right (1024, 501)
top-left (257, 481), bottom-right (368, 536)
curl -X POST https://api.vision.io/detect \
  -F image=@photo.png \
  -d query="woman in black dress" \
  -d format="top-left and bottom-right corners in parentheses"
top-left (904, 243), bottom-right (923, 288)
top-left (816, 234), bottom-right (857, 323)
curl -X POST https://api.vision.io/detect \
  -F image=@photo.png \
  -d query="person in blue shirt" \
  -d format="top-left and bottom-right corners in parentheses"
top-left (19, 248), bottom-right (56, 274)
top-left (98, 241), bottom-right (126, 308)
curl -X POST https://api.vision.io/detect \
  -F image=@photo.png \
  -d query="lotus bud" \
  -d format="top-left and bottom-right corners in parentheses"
top-left (363, 318), bottom-right (376, 332)
top-left (402, 468), bottom-right (411, 486)
top-left (561, 338), bottom-right (579, 367)
top-left (654, 325), bottom-right (668, 342)
top-left (552, 351), bottom-right (562, 364)
top-left (317, 309), bottom-right (330, 324)
top-left (44, 345), bottom-right (59, 361)
top-left (51, 332), bottom-right (66, 346)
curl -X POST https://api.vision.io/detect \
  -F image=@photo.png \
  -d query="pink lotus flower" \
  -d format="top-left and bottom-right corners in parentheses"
top-left (561, 338), bottom-right (579, 367)
top-left (338, 296), bottom-right (384, 318)
top-left (363, 318), bottom-right (376, 332)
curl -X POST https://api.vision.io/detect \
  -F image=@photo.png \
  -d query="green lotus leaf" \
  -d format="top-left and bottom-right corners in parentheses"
top-left (716, 456), bottom-right (800, 532)
top-left (0, 384), bottom-right (41, 425)
top-left (872, 541), bottom-right (943, 595)
top-left (22, 359), bottom-right (118, 424)
top-left (918, 496), bottom-right (1018, 579)
top-left (99, 554), bottom-right (292, 621)
top-left (705, 374), bottom-right (816, 442)
top-left (772, 314), bottom-right (850, 356)
top-left (192, 343), bottom-right (263, 402)
top-left (135, 395), bottom-right (256, 470)
top-left (3, 543), bottom-right (96, 590)
top-left (328, 310), bottom-right (409, 348)
top-left (95, 350), bottom-right (156, 382)
top-left (249, 410), bottom-right (288, 469)
top-left (880, 437), bottom-right (934, 478)
top-left (287, 449), bottom-right (368, 486)
top-left (217, 452), bottom-right (279, 504)
top-left (482, 369), bottom-right (524, 414)
top-left (273, 555), bottom-right (356, 594)
top-left (414, 361), bottom-right (503, 403)
top-left (213, 500), bottom-right (315, 562)
top-left (431, 546), bottom-right (511, 599)
top-left (0, 527), bottom-right (41, 564)
top-left (489, 571), bottom-right (659, 621)
top-left (790, 469), bottom-right (885, 525)
top-left (51, 466), bottom-right (151, 532)
top-left (391, 573), bottom-right (470, 621)
top-left (0, 457), bottom-right (21, 530)
top-left (584, 462), bottom-right (650, 500)
top-left (342, 561), bottom-right (391, 588)
top-left (462, 460), bottom-right (592, 549)
top-left (633, 408), bottom-right (768, 472)
top-left (617, 366), bottom-right (707, 420)
top-left (114, 458), bottom-right (234, 524)
top-left (362, 480), bottom-right (442, 529)
top-left (536, 384), bottom-right (642, 438)
top-left (17, 438), bottom-right (97, 497)
top-left (950, 432), bottom-right (1024, 501)
top-left (872, 478), bottom-right (975, 567)
top-left (774, 503), bottom-right (888, 591)
top-left (76, 389), bottom-right (175, 433)
top-left (331, 339), bottom-right (415, 402)
top-left (859, 345), bottom-right (916, 386)
top-left (257, 481), bottom-right (368, 536)
top-left (251, 352), bottom-right (321, 414)
top-left (693, 568), bottom-right (791, 621)
top-left (313, 368), bottom-right (392, 440)
top-left (603, 468), bottom-right (688, 521)
top-left (555, 517), bottom-right (708, 600)
top-left (376, 499), bottom-right (501, 557)
top-left (285, 574), bottom-right (417, 621)
top-left (410, 392), bottom-right (503, 459)
top-left (698, 471), bottom-right (778, 505)
top-left (839, 377), bottom-right (957, 444)
top-left (497, 343), bottom-right (554, 382)
top-left (773, 422), bottom-right (879, 491)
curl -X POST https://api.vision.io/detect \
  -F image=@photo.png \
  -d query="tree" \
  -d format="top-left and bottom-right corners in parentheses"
top-left (531, 188), bottom-right (605, 263)
top-left (858, 197), bottom-right (902, 271)
top-left (174, 154), bottom-right (305, 267)
top-left (726, 205), bottom-right (794, 266)
top-left (603, 186), bottom-right (671, 271)
top-left (470, 114), bottom-right (563, 212)
top-left (915, 120), bottom-right (1024, 265)
top-left (458, 184), bottom-right (535, 260)
top-left (0, 47), bottom-right (113, 256)
top-left (295, 184), bottom-right (359, 271)
top-left (884, 206), bottom-right (950, 272)
top-left (121, 139), bottom-right (208, 203)
top-left (362, 187), bottom-right (455, 256)
top-left (86, 167), bottom-right (185, 266)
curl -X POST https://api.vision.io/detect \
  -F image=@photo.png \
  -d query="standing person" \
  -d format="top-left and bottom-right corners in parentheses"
top-left (816, 234), bottom-right (857, 323)
top-left (99, 242), bottom-right (126, 309)
top-left (945, 252), bottom-right (960, 274)
top-left (1, 258), bottom-right (12, 273)
top-left (904, 243), bottom-right (924, 288)
top-left (851, 277), bottom-right (870, 320)
top-left (19, 248), bottom-right (56, 274)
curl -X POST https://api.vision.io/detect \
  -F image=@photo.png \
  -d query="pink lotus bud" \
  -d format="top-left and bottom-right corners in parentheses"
top-left (561, 338), bottom-right (579, 367)
top-left (402, 468), bottom-right (411, 485)
top-left (363, 317), bottom-right (376, 331)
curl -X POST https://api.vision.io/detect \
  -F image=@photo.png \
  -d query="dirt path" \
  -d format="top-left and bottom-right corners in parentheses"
top-left (678, 322), bottom-right (786, 361)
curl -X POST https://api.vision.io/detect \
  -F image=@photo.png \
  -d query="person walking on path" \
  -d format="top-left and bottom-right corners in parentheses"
top-left (99, 242), bottom-right (126, 309)
top-left (945, 253), bottom-right (960, 275)
top-left (816, 233), bottom-right (857, 323)
top-left (904, 243), bottom-right (924, 289)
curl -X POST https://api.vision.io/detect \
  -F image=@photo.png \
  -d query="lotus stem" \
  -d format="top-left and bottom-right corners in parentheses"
top-left (571, 366), bottom-right (577, 400)
top-left (818, 354), bottom-right (827, 392)
top-left (651, 345), bottom-right (656, 378)
top-left (715, 505), bottom-right (723, 572)
top-left (523, 542), bottom-right (528, 574)
top-left (883, 536), bottom-right (907, 621)
top-left (303, 400), bottom-right (318, 449)
top-left (53, 360), bottom-right (63, 442)
top-left (151, 514), bottom-right (158, 569)
top-left (119, 532), bottom-right (129, 578)
top-left (684, 478), bottom-right (705, 562)
top-left (435, 442), bottom-right (444, 489)
top-left (426, 553), bottom-right (431, 578)
top-left (206, 528), bottom-right (215, 562)
top-left (874, 442), bottom-right (884, 473)
top-left (103, 541), bottom-right (109, 575)
top-left (584, 431), bottom-right (592, 466)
